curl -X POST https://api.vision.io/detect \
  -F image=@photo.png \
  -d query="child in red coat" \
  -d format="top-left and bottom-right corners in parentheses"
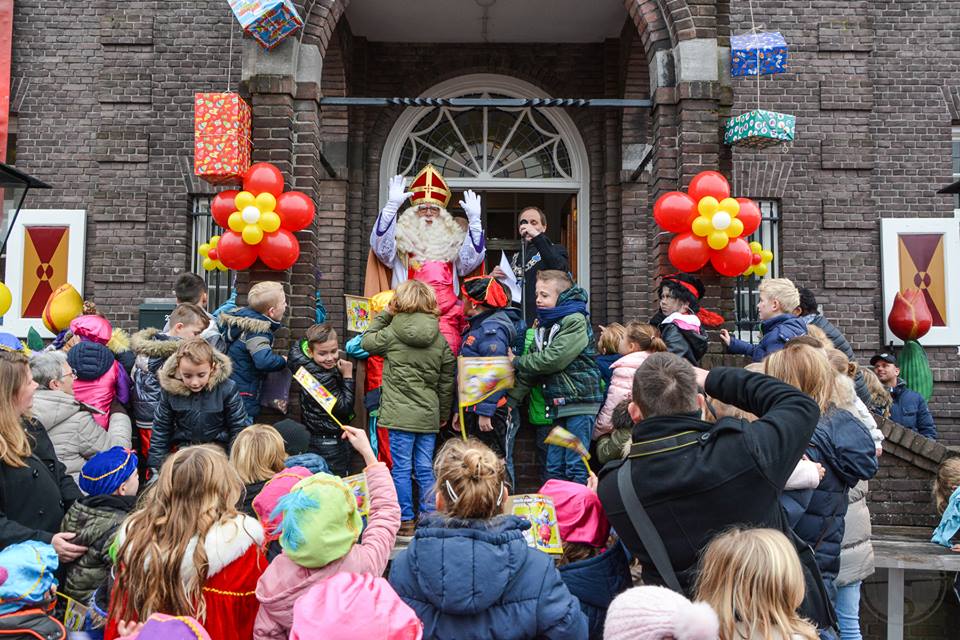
top-left (106, 445), bottom-right (266, 640)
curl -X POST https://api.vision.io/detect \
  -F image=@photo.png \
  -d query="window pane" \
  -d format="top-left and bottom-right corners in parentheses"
top-left (734, 199), bottom-right (781, 342)
top-left (191, 196), bottom-right (233, 310)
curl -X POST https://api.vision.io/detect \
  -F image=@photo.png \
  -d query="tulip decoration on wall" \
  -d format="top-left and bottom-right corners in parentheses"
top-left (198, 236), bottom-right (228, 272)
top-left (742, 242), bottom-right (774, 278)
top-left (653, 171), bottom-right (762, 277)
top-left (887, 289), bottom-right (934, 401)
top-left (210, 162), bottom-right (316, 271)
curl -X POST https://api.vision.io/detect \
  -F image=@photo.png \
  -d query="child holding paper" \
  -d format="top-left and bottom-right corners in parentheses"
top-left (288, 323), bottom-right (355, 476)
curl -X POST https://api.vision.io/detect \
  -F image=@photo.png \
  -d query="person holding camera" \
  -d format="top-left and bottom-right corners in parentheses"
top-left (490, 207), bottom-right (569, 325)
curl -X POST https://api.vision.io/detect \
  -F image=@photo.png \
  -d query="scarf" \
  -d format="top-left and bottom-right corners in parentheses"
top-left (536, 299), bottom-right (588, 328)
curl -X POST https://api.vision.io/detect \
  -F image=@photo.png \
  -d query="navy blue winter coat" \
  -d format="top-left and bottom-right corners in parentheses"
top-left (558, 542), bottom-right (632, 639)
top-left (389, 514), bottom-right (588, 640)
top-left (727, 313), bottom-right (807, 362)
top-left (218, 307), bottom-right (286, 417)
top-left (889, 379), bottom-right (936, 439)
top-left (460, 309), bottom-right (519, 417)
top-left (594, 353), bottom-right (620, 391)
top-left (782, 408), bottom-right (878, 592)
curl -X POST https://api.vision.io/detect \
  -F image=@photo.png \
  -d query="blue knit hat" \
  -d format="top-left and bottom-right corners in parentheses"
top-left (79, 446), bottom-right (138, 496)
top-left (0, 541), bottom-right (59, 615)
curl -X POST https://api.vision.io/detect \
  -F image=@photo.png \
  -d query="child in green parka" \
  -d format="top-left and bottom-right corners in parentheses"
top-left (508, 270), bottom-right (603, 485)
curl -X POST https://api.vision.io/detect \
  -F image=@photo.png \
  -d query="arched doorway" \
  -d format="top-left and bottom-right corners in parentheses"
top-left (380, 74), bottom-right (591, 289)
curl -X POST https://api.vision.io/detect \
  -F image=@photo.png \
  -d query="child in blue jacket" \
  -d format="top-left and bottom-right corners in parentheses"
top-left (720, 277), bottom-right (807, 362)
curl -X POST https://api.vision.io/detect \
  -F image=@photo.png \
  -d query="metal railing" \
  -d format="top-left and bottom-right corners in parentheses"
top-left (190, 196), bottom-right (234, 310)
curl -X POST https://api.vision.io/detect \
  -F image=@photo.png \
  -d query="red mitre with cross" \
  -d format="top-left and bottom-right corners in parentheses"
top-left (409, 164), bottom-right (452, 209)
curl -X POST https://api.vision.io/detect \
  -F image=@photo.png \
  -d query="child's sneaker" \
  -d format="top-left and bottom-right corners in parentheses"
top-left (397, 520), bottom-right (416, 541)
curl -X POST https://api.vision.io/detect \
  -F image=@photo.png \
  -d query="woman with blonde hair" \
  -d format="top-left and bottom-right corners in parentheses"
top-left (696, 527), bottom-right (817, 640)
top-left (860, 368), bottom-right (892, 418)
top-left (106, 445), bottom-right (266, 640)
top-left (230, 424), bottom-right (287, 516)
top-left (764, 342), bottom-right (878, 611)
top-left (0, 350), bottom-right (85, 561)
top-left (388, 438), bottom-right (587, 639)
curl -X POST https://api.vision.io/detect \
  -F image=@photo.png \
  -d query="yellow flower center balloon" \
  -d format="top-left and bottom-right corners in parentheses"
top-left (198, 235), bottom-right (227, 272)
top-left (691, 197), bottom-right (743, 250)
top-left (229, 190), bottom-right (280, 245)
top-left (742, 242), bottom-right (774, 277)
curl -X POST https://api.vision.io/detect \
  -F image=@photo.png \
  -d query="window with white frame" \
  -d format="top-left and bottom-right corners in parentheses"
top-left (734, 199), bottom-right (781, 342)
top-left (190, 196), bottom-right (233, 310)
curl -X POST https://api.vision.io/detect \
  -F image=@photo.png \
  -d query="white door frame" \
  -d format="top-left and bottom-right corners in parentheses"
top-left (379, 73), bottom-right (591, 291)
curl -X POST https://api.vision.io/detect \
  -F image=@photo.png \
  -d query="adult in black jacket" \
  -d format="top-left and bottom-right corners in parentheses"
top-left (0, 350), bottom-right (84, 562)
top-left (597, 353), bottom-right (835, 630)
top-left (491, 206), bottom-right (569, 324)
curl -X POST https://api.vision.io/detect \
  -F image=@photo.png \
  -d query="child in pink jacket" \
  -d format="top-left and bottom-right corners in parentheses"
top-left (66, 314), bottom-right (130, 428)
top-left (594, 322), bottom-right (667, 438)
top-left (254, 425), bottom-right (401, 639)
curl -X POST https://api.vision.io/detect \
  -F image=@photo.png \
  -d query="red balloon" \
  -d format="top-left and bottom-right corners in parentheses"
top-left (258, 229), bottom-right (300, 270)
top-left (688, 171), bottom-right (731, 203)
top-left (277, 191), bottom-right (316, 232)
top-left (211, 190), bottom-right (238, 228)
top-left (711, 238), bottom-right (753, 276)
top-left (208, 248), bottom-right (219, 261)
top-left (668, 233), bottom-right (710, 272)
top-left (217, 231), bottom-right (259, 270)
top-left (653, 191), bottom-right (697, 233)
top-left (736, 198), bottom-right (761, 237)
top-left (243, 163), bottom-right (284, 197)
top-left (751, 253), bottom-right (762, 265)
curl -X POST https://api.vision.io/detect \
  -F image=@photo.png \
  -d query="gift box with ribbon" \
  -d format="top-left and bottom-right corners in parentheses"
top-left (194, 92), bottom-right (252, 186)
top-left (731, 31), bottom-right (788, 77)
top-left (228, 0), bottom-right (303, 50)
top-left (724, 109), bottom-right (796, 149)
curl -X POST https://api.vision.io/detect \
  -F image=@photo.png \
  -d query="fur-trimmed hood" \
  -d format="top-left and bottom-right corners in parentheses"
top-left (158, 348), bottom-right (233, 396)
top-left (131, 327), bottom-right (181, 359)
top-left (218, 308), bottom-right (281, 345)
top-left (107, 328), bottom-right (130, 355)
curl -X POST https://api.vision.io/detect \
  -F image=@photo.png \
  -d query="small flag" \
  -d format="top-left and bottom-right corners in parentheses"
top-left (544, 426), bottom-right (593, 475)
top-left (457, 356), bottom-right (514, 440)
top-left (293, 367), bottom-right (345, 429)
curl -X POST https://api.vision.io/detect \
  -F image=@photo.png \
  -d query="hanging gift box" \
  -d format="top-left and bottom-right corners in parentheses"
top-left (194, 92), bottom-right (252, 186)
top-left (228, 0), bottom-right (303, 50)
top-left (724, 109), bottom-right (796, 149)
top-left (731, 31), bottom-right (788, 77)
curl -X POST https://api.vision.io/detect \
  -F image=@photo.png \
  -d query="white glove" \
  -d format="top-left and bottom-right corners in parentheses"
top-left (383, 175), bottom-right (415, 220)
top-left (459, 190), bottom-right (482, 231)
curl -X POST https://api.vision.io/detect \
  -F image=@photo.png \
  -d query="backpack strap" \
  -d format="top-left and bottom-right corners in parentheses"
top-left (628, 430), bottom-right (704, 458)
top-left (616, 460), bottom-right (684, 593)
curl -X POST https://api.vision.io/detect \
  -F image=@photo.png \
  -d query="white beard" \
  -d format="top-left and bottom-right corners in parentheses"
top-left (395, 206), bottom-right (466, 264)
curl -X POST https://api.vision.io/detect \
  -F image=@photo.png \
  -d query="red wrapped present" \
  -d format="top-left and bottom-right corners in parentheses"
top-left (194, 92), bottom-right (252, 186)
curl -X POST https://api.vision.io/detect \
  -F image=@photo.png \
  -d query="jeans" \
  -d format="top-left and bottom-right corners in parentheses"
top-left (536, 423), bottom-right (551, 483)
top-left (545, 414), bottom-right (594, 484)
top-left (388, 430), bottom-right (436, 521)
top-left (835, 581), bottom-right (862, 640)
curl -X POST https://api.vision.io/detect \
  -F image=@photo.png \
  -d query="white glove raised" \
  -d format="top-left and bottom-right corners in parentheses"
top-left (459, 190), bottom-right (482, 229)
top-left (388, 175), bottom-right (414, 209)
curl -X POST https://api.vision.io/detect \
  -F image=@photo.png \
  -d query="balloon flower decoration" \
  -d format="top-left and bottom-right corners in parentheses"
top-left (887, 289), bottom-right (933, 401)
top-left (209, 163), bottom-right (316, 271)
top-left (198, 236), bottom-right (227, 272)
top-left (653, 171), bottom-right (762, 276)
top-left (742, 242), bottom-right (774, 278)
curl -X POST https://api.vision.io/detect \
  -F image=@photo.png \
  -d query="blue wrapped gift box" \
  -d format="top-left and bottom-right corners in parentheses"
top-left (228, 0), bottom-right (303, 50)
top-left (731, 31), bottom-right (788, 76)
top-left (724, 109), bottom-right (796, 149)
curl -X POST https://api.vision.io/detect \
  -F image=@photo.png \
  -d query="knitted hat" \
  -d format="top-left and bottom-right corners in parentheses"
top-left (604, 586), bottom-right (719, 640)
top-left (657, 274), bottom-right (725, 328)
top-left (274, 472), bottom-right (362, 568)
top-left (291, 572), bottom-right (422, 640)
top-left (273, 418), bottom-right (311, 456)
top-left (136, 613), bottom-right (212, 640)
top-left (0, 541), bottom-right (59, 615)
top-left (67, 340), bottom-right (115, 380)
top-left (463, 275), bottom-right (510, 309)
top-left (253, 465), bottom-right (313, 541)
top-left (539, 479), bottom-right (610, 547)
top-left (79, 446), bottom-right (138, 496)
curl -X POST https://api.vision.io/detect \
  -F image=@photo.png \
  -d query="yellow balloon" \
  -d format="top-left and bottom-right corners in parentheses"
top-left (228, 212), bottom-right (245, 232)
top-left (743, 265), bottom-right (755, 277)
top-left (707, 231), bottom-right (729, 250)
top-left (234, 191), bottom-right (256, 210)
top-left (697, 196), bottom-right (719, 217)
top-left (755, 263), bottom-right (769, 277)
top-left (718, 197), bottom-right (740, 216)
top-left (202, 257), bottom-right (216, 271)
top-left (242, 224), bottom-right (264, 245)
top-left (726, 218), bottom-right (744, 238)
top-left (749, 241), bottom-right (763, 254)
top-left (760, 250), bottom-right (774, 263)
top-left (216, 262), bottom-right (228, 272)
top-left (259, 211), bottom-right (281, 233)
top-left (255, 192), bottom-right (277, 213)
top-left (0, 283), bottom-right (11, 316)
top-left (691, 216), bottom-right (712, 237)
top-left (210, 235), bottom-right (221, 246)
top-left (198, 243), bottom-right (211, 258)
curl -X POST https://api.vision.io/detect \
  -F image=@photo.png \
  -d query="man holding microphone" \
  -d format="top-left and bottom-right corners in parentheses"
top-left (490, 206), bottom-right (570, 325)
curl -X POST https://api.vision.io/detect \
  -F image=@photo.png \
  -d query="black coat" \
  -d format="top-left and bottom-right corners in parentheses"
top-left (287, 340), bottom-right (354, 438)
top-left (511, 234), bottom-right (569, 324)
top-left (147, 349), bottom-right (251, 469)
top-left (651, 311), bottom-right (708, 366)
top-left (0, 418), bottom-right (81, 547)
top-left (597, 368), bottom-right (834, 628)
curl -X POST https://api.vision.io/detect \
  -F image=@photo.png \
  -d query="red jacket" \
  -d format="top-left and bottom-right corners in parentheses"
top-left (106, 515), bottom-right (266, 640)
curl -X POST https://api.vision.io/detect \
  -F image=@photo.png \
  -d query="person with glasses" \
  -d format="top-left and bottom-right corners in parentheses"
top-left (29, 350), bottom-right (131, 480)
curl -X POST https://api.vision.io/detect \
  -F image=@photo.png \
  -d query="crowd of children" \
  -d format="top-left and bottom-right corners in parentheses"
top-left (0, 263), bottom-right (952, 640)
